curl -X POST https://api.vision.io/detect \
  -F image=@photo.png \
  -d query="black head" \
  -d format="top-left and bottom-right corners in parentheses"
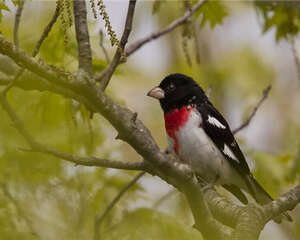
top-left (147, 73), bottom-right (209, 113)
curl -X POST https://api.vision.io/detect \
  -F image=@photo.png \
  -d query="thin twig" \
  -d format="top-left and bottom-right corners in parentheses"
top-left (153, 189), bottom-right (177, 208)
top-left (99, 29), bottom-right (110, 64)
top-left (13, 0), bottom-right (25, 48)
top-left (0, 89), bottom-right (147, 171)
top-left (98, 0), bottom-right (137, 90)
top-left (290, 36), bottom-right (300, 84)
top-left (232, 85), bottom-right (271, 134)
top-left (5, 4), bottom-right (60, 95)
top-left (94, 171), bottom-right (145, 240)
top-left (32, 4), bottom-right (60, 57)
top-left (125, 0), bottom-right (207, 57)
top-left (2, 69), bottom-right (24, 95)
top-left (73, 0), bottom-right (93, 76)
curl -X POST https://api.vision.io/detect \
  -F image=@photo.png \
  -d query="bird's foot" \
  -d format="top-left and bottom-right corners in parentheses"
top-left (196, 174), bottom-right (218, 193)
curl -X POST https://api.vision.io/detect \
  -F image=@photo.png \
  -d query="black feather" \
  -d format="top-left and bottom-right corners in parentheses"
top-left (222, 184), bottom-right (248, 204)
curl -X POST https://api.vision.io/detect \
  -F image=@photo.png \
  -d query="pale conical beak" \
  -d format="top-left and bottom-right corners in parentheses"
top-left (147, 86), bottom-right (165, 99)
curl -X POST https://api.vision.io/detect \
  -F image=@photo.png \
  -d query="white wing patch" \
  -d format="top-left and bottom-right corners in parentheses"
top-left (207, 115), bottom-right (226, 129)
top-left (223, 144), bottom-right (239, 162)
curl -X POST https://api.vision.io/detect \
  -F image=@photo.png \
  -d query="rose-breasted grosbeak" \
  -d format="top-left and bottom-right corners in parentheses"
top-left (147, 73), bottom-right (291, 223)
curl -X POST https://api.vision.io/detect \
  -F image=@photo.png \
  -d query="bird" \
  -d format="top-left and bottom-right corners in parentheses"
top-left (147, 73), bottom-right (292, 223)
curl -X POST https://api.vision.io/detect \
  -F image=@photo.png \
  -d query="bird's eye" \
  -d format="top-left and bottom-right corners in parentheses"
top-left (169, 83), bottom-right (175, 90)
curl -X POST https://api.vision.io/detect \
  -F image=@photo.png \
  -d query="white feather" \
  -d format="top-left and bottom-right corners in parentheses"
top-left (207, 115), bottom-right (226, 129)
top-left (223, 144), bottom-right (238, 162)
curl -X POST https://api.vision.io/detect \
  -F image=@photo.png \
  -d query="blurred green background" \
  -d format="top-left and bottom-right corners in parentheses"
top-left (0, 0), bottom-right (300, 239)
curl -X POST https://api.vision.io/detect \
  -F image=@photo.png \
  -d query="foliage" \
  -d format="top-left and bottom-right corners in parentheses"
top-left (197, 0), bottom-right (228, 28)
top-left (255, 1), bottom-right (300, 41)
top-left (0, 0), bottom-right (299, 239)
top-left (57, 0), bottom-right (73, 45)
top-left (102, 208), bottom-right (202, 240)
top-left (0, 0), bottom-right (9, 22)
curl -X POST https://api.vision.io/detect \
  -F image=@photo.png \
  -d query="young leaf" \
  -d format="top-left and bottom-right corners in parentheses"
top-left (255, 1), bottom-right (300, 41)
top-left (196, 0), bottom-right (228, 28)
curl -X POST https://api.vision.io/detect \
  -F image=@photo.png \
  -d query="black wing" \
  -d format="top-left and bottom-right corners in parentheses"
top-left (222, 184), bottom-right (248, 204)
top-left (196, 102), bottom-right (250, 176)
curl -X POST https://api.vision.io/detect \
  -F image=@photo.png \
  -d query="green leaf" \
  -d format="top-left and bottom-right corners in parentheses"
top-left (197, 0), bottom-right (228, 28)
top-left (288, 147), bottom-right (300, 181)
top-left (11, 0), bottom-right (22, 6)
top-left (0, 0), bottom-right (10, 22)
top-left (102, 208), bottom-right (202, 240)
top-left (92, 58), bottom-right (107, 73)
top-left (249, 151), bottom-right (290, 197)
top-left (256, 1), bottom-right (300, 41)
top-left (152, 0), bottom-right (166, 15)
top-left (0, 1), bottom-right (9, 11)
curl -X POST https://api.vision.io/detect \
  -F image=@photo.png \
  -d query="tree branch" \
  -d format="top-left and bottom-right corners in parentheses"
top-left (204, 188), bottom-right (244, 228)
top-left (0, 90), bottom-right (147, 171)
top-left (1, 3), bottom-right (299, 239)
top-left (233, 85), bottom-right (271, 134)
top-left (3, 4), bottom-right (61, 103)
top-left (94, 171), bottom-right (145, 240)
top-left (183, 184), bottom-right (232, 240)
top-left (73, 0), bottom-right (93, 76)
top-left (0, 35), bottom-right (73, 88)
top-left (0, 34), bottom-right (264, 240)
top-left (98, 0), bottom-right (137, 90)
top-left (32, 4), bottom-right (60, 57)
top-left (13, 0), bottom-right (25, 48)
top-left (264, 184), bottom-right (300, 222)
top-left (231, 185), bottom-right (300, 240)
top-left (290, 36), bottom-right (300, 83)
top-left (0, 36), bottom-right (229, 238)
top-left (152, 189), bottom-right (177, 208)
top-left (125, 0), bottom-right (207, 57)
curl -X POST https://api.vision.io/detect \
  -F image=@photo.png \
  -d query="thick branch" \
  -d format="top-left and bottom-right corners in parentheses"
top-left (0, 35), bottom-right (75, 89)
top-left (0, 35), bottom-right (230, 239)
top-left (231, 185), bottom-right (300, 240)
top-left (13, 0), bottom-right (25, 48)
top-left (204, 188), bottom-right (244, 228)
top-left (233, 85), bottom-right (271, 134)
top-left (125, 0), bottom-right (207, 57)
top-left (231, 204), bottom-right (265, 240)
top-left (98, 0), bottom-right (137, 90)
top-left (94, 171), bottom-right (145, 240)
top-left (264, 184), bottom-right (300, 221)
top-left (183, 184), bottom-right (231, 240)
top-left (73, 0), bottom-right (93, 75)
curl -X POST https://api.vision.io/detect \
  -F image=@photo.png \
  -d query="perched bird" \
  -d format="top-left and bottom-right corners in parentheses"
top-left (147, 73), bottom-right (291, 223)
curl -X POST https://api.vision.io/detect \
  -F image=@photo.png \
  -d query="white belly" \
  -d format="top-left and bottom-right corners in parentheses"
top-left (167, 109), bottom-right (242, 185)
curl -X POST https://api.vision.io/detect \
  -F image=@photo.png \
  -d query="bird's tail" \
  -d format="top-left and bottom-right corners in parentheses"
top-left (245, 174), bottom-right (292, 223)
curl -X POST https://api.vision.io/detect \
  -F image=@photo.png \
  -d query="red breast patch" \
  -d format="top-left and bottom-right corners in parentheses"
top-left (164, 106), bottom-right (193, 155)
